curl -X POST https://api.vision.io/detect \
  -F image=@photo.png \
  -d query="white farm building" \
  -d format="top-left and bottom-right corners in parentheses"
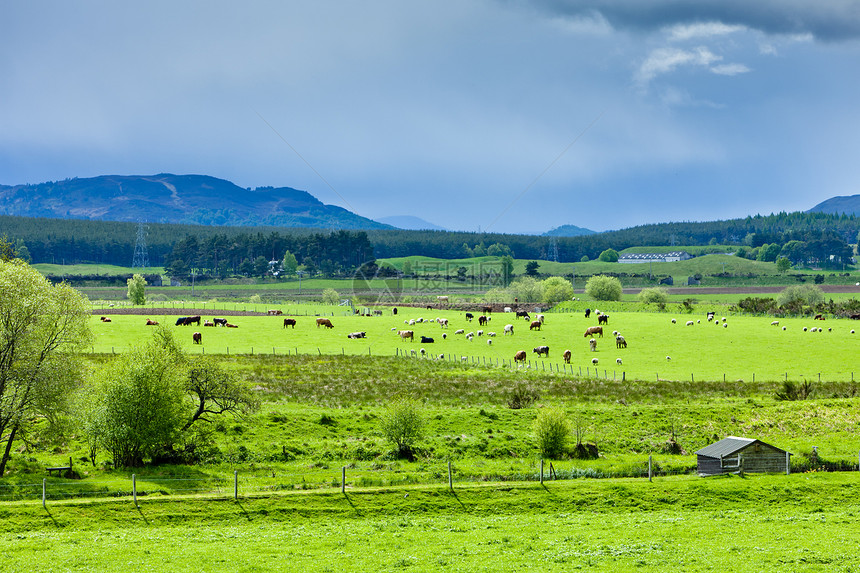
top-left (617, 251), bottom-right (692, 264)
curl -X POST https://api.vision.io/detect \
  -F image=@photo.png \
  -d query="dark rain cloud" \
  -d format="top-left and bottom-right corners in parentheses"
top-left (525, 0), bottom-right (860, 41)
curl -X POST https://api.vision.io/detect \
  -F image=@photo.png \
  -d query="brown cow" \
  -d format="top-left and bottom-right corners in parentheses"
top-left (529, 320), bottom-right (542, 331)
top-left (283, 318), bottom-right (297, 328)
top-left (204, 320), bottom-right (214, 327)
top-left (482, 306), bottom-right (493, 314)
top-left (478, 315), bottom-right (489, 326)
top-left (225, 323), bottom-right (239, 328)
top-left (562, 349), bottom-right (571, 364)
top-left (398, 330), bottom-right (414, 342)
top-left (101, 317), bottom-right (111, 323)
top-left (146, 319), bottom-right (159, 326)
top-left (316, 318), bottom-right (334, 328)
top-left (192, 332), bottom-right (202, 344)
top-left (268, 309), bottom-right (283, 316)
top-left (514, 350), bottom-right (527, 363)
top-left (583, 326), bottom-right (603, 338)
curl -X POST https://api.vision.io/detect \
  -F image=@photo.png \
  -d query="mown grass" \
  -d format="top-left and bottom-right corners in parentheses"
top-left (3, 474), bottom-right (860, 572)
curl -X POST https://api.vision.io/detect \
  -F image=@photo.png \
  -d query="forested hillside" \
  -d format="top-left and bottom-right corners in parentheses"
top-left (1, 211), bottom-right (856, 272)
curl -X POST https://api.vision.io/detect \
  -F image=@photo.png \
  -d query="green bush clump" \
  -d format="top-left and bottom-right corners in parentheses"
top-left (533, 406), bottom-right (570, 459)
top-left (585, 275), bottom-right (622, 301)
top-left (379, 399), bottom-right (424, 458)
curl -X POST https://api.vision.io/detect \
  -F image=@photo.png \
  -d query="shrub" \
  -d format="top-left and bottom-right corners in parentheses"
top-left (541, 277), bottom-right (574, 306)
top-left (378, 399), bottom-right (424, 458)
top-left (637, 287), bottom-right (668, 305)
top-left (322, 288), bottom-right (340, 305)
top-left (507, 385), bottom-right (539, 409)
top-left (777, 284), bottom-right (824, 310)
top-left (249, 294), bottom-right (262, 304)
top-left (585, 275), bottom-right (622, 301)
top-left (598, 249), bottom-right (619, 262)
top-left (776, 380), bottom-right (814, 401)
top-left (533, 406), bottom-right (570, 459)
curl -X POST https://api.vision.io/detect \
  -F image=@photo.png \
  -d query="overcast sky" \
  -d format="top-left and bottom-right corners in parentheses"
top-left (2, 1), bottom-right (859, 234)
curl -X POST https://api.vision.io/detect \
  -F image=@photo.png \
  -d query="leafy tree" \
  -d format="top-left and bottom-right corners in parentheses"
top-left (282, 251), bottom-right (298, 275)
top-left (13, 239), bottom-right (31, 263)
top-left (508, 276), bottom-right (543, 302)
top-left (379, 399), bottom-right (424, 457)
top-left (780, 240), bottom-right (807, 265)
top-left (580, 255), bottom-right (589, 262)
top-left (401, 260), bottom-right (413, 277)
top-left (80, 333), bottom-right (186, 468)
top-left (487, 242), bottom-right (513, 257)
top-left (541, 276), bottom-right (574, 306)
top-left (456, 266), bottom-right (468, 281)
top-left (533, 406), bottom-right (570, 458)
top-left (638, 287), bottom-right (668, 304)
top-left (322, 288), bottom-right (340, 305)
top-left (499, 255), bottom-right (515, 286)
top-left (182, 358), bottom-right (258, 432)
top-left (0, 258), bottom-right (91, 474)
top-left (254, 256), bottom-right (269, 278)
top-left (126, 273), bottom-right (147, 305)
top-left (598, 248), bottom-right (619, 262)
top-left (238, 258), bottom-right (254, 277)
top-left (525, 261), bottom-right (540, 277)
top-left (814, 274), bottom-right (825, 284)
top-left (585, 275), bottom-right (623, 301)
top-left (777, 284), bottom-right (824, 311)
top-left (776, 256), bottom-right (791, 274)
top-left (301, 256), bottom-right (317, 276)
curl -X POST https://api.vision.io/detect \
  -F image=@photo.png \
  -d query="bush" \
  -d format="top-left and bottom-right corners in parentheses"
top-left (585, 275), bottom-right (622, 301)
top-left (379, 399), bottom-right (424, 458)
top-left (598, 249), bottom-right (619, 262)
top-left (777, 284), bottom-right (824, 310)
top-left (249, 294), bottom-right (262, 304)
top-left (541, 277), bottom-right (574, 306)
top-left (322, 288), bottom-right (340, 305)
top-left (637, 287), bottom-right (668, 305)
top-left (507, 385), bottom-right (539, 409)
top-left (533, 407), bottom-right (570, 459)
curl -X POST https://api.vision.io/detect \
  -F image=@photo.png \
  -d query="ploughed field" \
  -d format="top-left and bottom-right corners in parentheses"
top-left (90, 304), bottom-right (860, 383)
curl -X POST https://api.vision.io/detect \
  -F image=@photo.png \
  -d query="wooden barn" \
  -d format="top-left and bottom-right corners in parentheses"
top-left (695, 436), bottom-right (791, 476)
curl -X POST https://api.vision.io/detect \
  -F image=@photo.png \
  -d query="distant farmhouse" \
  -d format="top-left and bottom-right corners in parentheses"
top-left (617, 251), bottom-right (692, 264)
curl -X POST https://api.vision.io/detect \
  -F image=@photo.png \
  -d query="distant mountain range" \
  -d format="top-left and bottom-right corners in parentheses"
top-left (542, 224), bottom-right (597, 237)
top-left (0, 174), bottom-right (393, 230)
top-left (808, 194), bottom-right (860, 216)
top-left (376, 215), bottom-right (447, 231)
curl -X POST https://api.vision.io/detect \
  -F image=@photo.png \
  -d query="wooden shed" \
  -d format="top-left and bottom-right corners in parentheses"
top-left (695, 436), bottom-right (791, 476)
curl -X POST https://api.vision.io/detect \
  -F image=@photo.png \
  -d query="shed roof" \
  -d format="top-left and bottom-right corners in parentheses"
top-left (695, 436), bottom-right (789, 458)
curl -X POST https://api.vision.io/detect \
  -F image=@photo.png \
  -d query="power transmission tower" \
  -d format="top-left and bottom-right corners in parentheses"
top-left (132, 222), bottom-right (149, 268)
top-left (549, 236), bottom-right (559, 263)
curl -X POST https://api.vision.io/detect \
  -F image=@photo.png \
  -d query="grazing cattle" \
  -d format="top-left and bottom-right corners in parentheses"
top-left (671, 318), bottom-right (677, 324)
top-left (504, 324), bottom-right (514, 335)
top-left (187, 316), bottom-right (201, 326)
top-left (213, 318), bottom-right (228, 327)
top-left (398, 330), bottom-right (414, 342)
top-left (771, 321), bottom-right (780, 326)
top-left (707, 312), bottom-right (715, 321)
top-left (536, 314), bottom-right (545, 324)
top-left (226, 323), bottom-right (238, 328)
top-left (101, 317), bottom-right (111, 323)
top-left (316, 318), bottom-right (334, 329)
top-left (504, 307), bottom-right (512, 313)
top-left (420, 336), bottom-right (435, 343)
top-left (585, 309), bottom-right (591, 318)
top-left (686, 320), bottom-right (694, 326)
top-left (583, 326), bottom-right (603, 338)
top-left (598, 314), bottom-right (608, 325)
top-left (478, 315), bottom-right (489, 326)
top-left (814, 314), bottom-right (824, 320)
top-left (438, 318), bottom-right (449, 328)
top-left (203, 320), bottom-right (214, 327)
top-left (442, 333), bottom-right (447, 339)
top-left (486, 332), bottom-right (496, 337)
top-left (616, 336), bottom-right (627, 349)
top-left (176, 316), bottom-right (188, 326)
top-left (347, 331), bottom-right (367, 339)
top-left (849, 313), bottom-right (860, 320)
top-left (589, 338), bottom-right (597, 352)
top-left (477, 330), bottom-right (483, 336)
top-left (516, 310), bottom-right (530, 319)
top-left (192, 332), bottom-right (202, 344)
top-left (529, 320), bottom-right (542, 331)
top-left (283, 318), bottom-right (297, 329)
top-left (533, 346), bottom-right (549, 357)
top-left (437, 295), bottom-right (449, 305)
top-left (465, 313), bottom-right (474, 321)
top-left (146, 319), bottom-right (159, 326)
top-left (482, 306), bottom-right (493, 314)
top-left (487, 339), bottom-right (492, 345)
top-left (267, 309), bottom-right (283, 316)
top-left (562, 349), bottom-right (571, 364)
top-left (514, 350), bottom-right (527, 363)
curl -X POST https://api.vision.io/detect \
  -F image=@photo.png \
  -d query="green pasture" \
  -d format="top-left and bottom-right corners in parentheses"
top-left (3, 474), bottom-right (860, 572)
top-left (89, 303), bottom-right (860, 382)
top-left (33, 263), bottom-right (164, 275)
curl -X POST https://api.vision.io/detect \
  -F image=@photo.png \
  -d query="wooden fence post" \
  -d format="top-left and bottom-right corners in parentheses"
top-left (448, 461), bottom-right (453, 490)
top-left (42, 478), bottom-right (46, 508)
top-left (132, 474), bottom-right (137, 506)
top-left (341, 467), bottom-right (346, 493)
top-left (234, 470), bottom-right (238, 500)
top-left (648, 455), bottom-right (652, 482)
top-left (785, 452), bottom-right (790, 475)
top-left (540, 459), bottom-right (544, 484)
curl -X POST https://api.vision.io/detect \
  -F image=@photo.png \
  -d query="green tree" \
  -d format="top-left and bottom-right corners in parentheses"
top-left (525, 261), bottom-right (540, 277)
top-left (238, 258), bottom-right (254, 277)
top-left (776, 256), bottom-right (791, 274)
top-left (254, 256), bottom-right (269, 278)
top-left (533, 406), bottom-right (570, 458)
top-left (638, 287), bottom-right (668, 304)
top-left (585, 275), bottom-right (623, 301)
top-left (541, 276), bottom-right (574, 306)
top-left (126, 273), bottom-right (147, 305)
top-left (500, 255), bottom-right (515, 286)
top-left (508, 276), bottom-right (543, 302)
top-left (402, 260), bottom-right (413, 277)
top-left (580, 255), bottom-right (589, 262)
top-left (379, 399), bottom-right (424, 457)
top-left (322, 288), bottom-right (340, 305)
top-left (777, 284), bottom-right (824, 312)
top-left (0, 258), bottom-right (92, 475)
top-left (80, 332), bottom-right (186, 468)
top-left (182, 358), bottom-right (258, 432)
top-left (282, 251), bottom-right (299, 276)
top-left (598, 248), bottom-right (619, 262)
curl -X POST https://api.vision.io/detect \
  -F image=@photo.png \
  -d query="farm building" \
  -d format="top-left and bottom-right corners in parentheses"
top-left (695, 436), bottom-right (791, 476)
top-left (618, 251), bottom-right (692, 263)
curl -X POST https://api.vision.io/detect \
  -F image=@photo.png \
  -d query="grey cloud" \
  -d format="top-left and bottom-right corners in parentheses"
top-left (526, 0), bottom-right (860, 41)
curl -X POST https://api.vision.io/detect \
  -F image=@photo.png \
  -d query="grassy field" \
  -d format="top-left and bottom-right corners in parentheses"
top-left (88, 304), bottom-right (860, 383)
top-left (3, 474), bottom-right (860, 572)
